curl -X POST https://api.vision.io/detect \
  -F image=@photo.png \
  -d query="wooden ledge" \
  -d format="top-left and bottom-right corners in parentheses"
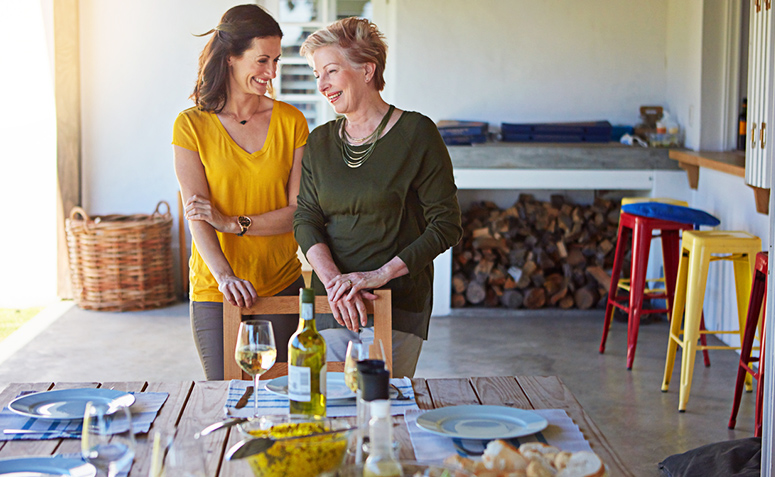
top-left (668, 149), bottom-right (769, 214)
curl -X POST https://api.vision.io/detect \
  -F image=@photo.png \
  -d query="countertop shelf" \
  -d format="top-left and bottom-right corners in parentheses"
top-left (668, 149), bottom-right (769, 214)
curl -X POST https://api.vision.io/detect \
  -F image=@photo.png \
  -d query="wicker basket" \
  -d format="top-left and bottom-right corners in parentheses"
top-left (65, 201), bottom-right (177, 311)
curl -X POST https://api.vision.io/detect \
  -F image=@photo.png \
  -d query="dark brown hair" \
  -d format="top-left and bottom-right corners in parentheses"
top-left (191, 4), bottom-right (283, 112)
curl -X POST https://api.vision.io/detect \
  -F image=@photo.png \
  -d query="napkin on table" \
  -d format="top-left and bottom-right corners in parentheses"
top-left (0, 391), bottom-right (169, 440)
top-left (224, 378), bottom-right (419, 418)
top-left (405, 408), bottom-right (593, 463)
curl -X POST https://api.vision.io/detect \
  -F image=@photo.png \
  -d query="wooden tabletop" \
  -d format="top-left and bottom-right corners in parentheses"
top-left (0, 377), bottom-right (632, 476)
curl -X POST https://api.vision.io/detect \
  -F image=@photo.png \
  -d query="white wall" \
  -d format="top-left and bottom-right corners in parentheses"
top-left (80, 0), bottom-right (239, 216)
top-left (391, 0), bottom-right (669, 127)
top-left (666, 0), bottom-right (703, 150)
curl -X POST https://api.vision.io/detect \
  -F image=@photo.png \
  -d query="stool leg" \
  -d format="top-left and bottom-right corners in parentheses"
top-left (601, 223), bottom-right (630, 354)
top-left (663, 249), bottom-right (689, 392)
top-left (733, 255), bottom-right (756, 392)
top-left (625, 221), bottom-right (652, 369)
top-left (755, 319), bottom-right (766, 437)
top-left (677, 245), bottom-right (710, 412)
top-left (660, 229), bottom-right (681, 319)
top-left (729, 268), bottom-right (766, 429)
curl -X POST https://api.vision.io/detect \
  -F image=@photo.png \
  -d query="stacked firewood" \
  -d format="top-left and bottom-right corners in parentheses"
top-left (452, 194), bottom-right (620, 309)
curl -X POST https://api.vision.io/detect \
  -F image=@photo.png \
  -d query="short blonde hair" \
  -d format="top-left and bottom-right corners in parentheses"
top-left (300, 17), bottom-right (387, 91)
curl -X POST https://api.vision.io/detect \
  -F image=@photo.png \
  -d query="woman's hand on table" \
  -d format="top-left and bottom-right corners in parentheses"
top-left (217, 275), bottom-right (258, 308)
top-left (185, 195), bottom-right (235, 233)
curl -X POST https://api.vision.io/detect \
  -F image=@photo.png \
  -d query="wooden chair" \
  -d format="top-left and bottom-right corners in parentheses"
top-left (223, 290), bottom-right (392, 380)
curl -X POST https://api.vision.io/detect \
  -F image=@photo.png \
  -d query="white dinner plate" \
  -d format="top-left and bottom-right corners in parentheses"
top-left (8, 388), bottom-right (135, 420)
top-left (415, 405), bottom-right (548, 439)
top-left (265, 372), bottom-right (355, 400)
top-left (0, 457), bottom-right (96, 476)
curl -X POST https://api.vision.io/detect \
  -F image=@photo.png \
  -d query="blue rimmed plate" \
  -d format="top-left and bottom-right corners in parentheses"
top-left (8, 388), bottom-right (135, 420)
top-left (415, 405), bottom-right (548, 439)
top-left (265, 372), bottom-right (355, 401)
top-left (0, 457), bottom-right (96, 476)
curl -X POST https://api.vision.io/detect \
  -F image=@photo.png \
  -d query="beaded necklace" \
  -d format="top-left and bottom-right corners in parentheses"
top-left (337, 105), bottom-right (395, 169)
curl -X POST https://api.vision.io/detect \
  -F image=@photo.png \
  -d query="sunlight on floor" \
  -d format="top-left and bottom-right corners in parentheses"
top-left (0, 2), bottom-right (57, 308)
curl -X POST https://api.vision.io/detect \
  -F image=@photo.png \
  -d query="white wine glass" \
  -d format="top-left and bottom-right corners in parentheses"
top-left (235, 320), bottom-right (277, 416)
top-left (81, 401), bottom-right (136, 477)
top-left (344, 339), bottom-right (367, 394)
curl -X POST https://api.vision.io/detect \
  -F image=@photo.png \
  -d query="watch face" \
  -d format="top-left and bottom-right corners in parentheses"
top-left (239, 216), bottom-right (251, 227)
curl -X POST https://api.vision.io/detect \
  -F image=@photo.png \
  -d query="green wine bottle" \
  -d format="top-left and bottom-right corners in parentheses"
top-left (288, 288), bottom-right (327, 417)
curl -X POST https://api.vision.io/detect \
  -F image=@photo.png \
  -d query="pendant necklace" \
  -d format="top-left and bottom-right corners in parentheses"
top-left (226, 96), bottom-right (261, 125)
top-left (338, 104), bottom-right (395, 169)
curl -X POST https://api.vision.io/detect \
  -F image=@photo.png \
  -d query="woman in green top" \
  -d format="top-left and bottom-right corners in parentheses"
top-left (293, 18), bottom-right (462, 378)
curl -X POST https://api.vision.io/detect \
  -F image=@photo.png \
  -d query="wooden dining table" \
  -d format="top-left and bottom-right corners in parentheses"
top-left (0, 376), bottom-right (633, 476)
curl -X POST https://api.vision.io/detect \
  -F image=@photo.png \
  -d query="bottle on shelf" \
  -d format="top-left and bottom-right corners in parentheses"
top-left (288, 288), bottom-right (327, 417)
top-left (739, 97), bottom-right (747, 151)
top-left (363, 400), bottom-right (402, 477)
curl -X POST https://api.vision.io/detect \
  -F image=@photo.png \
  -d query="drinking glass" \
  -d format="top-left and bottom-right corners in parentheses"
top-left (162, 429), bottom-right (208, 477)
top-left (81, 401), bottom-right (136, 477)
top-left (235, 320), bottom-right (277, 416)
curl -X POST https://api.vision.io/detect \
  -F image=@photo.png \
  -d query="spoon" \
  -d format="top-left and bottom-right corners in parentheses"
top-left (196, 417), bottom-right (250, 438)
top-left (226, 425), bottom-right (359, 460)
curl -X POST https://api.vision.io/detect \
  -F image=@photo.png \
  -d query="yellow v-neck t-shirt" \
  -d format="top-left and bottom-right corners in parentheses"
top-left (173, 100), bottom-right (309, 302)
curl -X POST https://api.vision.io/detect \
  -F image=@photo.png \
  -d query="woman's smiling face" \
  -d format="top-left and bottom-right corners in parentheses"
top-left (228, 36), bottom-right (281, 97)
top-left (312, 45), bottom-right (371, 115)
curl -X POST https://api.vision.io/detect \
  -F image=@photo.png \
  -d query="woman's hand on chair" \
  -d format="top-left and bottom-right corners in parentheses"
top-left (326, 271), bottom-right (383, 302)
top-left (185, 195), bottom-right (235, 234)
top-left (328, 292), bottom-right (372, 332)
top-left (218, 276), bottom-right (258, 308)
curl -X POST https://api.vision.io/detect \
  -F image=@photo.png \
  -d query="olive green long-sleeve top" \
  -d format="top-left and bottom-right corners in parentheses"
top-left (293, 110), bottom-right (462, 339)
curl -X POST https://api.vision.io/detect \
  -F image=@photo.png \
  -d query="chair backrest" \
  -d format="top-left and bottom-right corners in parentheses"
top-left (223, 289), bottom-right (392, 380)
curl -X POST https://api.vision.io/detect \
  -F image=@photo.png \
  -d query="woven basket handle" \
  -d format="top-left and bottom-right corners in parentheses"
top-left (69, 206), bottom-right (91, 222)
top-left (153, 200), bottom-right (171, 217)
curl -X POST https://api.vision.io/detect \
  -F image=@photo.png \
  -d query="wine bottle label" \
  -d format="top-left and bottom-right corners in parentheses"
top-left (288, 365), bottom-right (311, 402)
top-left (301, 303), bottom-right (314, 321)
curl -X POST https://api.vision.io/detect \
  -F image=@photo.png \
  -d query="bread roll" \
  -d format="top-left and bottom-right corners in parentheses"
top-left (555, 451), bottom-right (605, 477)
top-left (519, 442), bottom-right (560, 463)
top-left (482, 439), bottom-right (528, 471)
top-left (526, 458), bottom-right (557, 477)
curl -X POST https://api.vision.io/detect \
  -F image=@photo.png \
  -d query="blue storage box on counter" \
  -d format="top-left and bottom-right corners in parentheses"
top-left (500, 120), bottom-right (612, 143)
top-left (437, 120), bottom-right (489, 145)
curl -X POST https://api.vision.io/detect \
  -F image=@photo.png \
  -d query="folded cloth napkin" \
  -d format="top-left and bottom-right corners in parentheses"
top-left (405, 408), bottom-right (593, 464)
top-left (224, 378), bottom-right (419, 418)
top-left (0, 391), bottom-right (169, 440)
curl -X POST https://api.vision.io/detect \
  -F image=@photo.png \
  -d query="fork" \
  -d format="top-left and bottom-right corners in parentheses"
top-left (390, 383), bottom-right (410, 401)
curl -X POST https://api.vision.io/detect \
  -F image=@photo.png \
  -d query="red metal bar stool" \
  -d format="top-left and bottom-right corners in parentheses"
top-left (729, 251), bottom-right (768, 436)
top-left (599, 200), bottom-right (719, 369)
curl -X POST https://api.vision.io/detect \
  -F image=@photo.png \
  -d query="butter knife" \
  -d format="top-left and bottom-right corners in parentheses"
top-left (4, 428), bottom-right (81, 437)
top-left (235, 385), bottom-right (254, 409)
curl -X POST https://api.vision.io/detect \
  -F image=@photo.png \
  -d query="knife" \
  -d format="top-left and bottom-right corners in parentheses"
top-left (235, 385), bottom-right (254, 409)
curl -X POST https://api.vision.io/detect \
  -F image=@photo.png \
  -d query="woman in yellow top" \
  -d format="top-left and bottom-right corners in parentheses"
top-left (173, 5), bottom-right (309, 380)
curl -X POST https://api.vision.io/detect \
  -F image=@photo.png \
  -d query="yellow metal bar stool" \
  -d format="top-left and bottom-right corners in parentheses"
top-left (662, 230), bottom-right (761, 412)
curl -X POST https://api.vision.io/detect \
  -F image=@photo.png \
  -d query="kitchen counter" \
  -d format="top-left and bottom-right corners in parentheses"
top-left (449, 141), bottom-right (680, 169)
top-left (446, 142), bottom-right (679, 190)
top-left (668, 149), bottom-right (767, 214)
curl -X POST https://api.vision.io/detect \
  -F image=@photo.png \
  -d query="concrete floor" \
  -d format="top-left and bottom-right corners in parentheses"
top-left (0, 301), bottom-right (758, 476)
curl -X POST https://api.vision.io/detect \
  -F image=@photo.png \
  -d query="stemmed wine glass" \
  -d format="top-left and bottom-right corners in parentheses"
top-left (235, 320), bottom-right (277, 416)
top-left (81, 401), bottom-right (136, 477)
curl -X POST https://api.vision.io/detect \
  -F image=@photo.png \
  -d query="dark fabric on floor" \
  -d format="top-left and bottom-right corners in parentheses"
top-left (659, 437), bottom-right (761, 476)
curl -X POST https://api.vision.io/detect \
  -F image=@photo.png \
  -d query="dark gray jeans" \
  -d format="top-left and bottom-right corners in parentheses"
top-left (190, 276), bottom-right (305, 381)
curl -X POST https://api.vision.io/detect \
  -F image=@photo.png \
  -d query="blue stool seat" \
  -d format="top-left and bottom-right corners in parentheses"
top-left (621, 203), bottom-right (720, 227)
